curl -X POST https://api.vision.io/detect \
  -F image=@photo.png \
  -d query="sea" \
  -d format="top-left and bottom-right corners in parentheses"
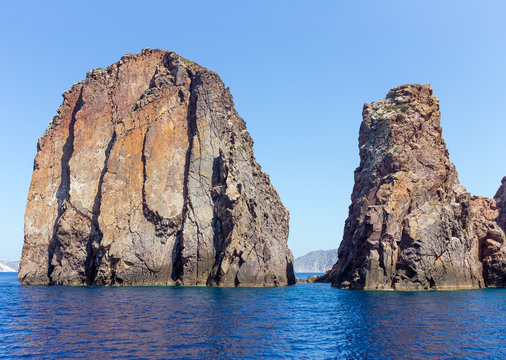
top-left (0, 272), bottom-right (505, 359)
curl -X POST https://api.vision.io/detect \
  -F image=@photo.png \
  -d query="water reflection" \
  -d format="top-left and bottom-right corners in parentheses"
top-left (0, 273), bottom-right (505, 359)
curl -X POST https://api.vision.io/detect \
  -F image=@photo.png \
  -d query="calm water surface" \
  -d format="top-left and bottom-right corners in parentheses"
top-left (0, 273), bottom-right (505, 359)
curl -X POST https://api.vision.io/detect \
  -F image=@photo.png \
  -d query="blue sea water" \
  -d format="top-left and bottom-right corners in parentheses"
top-left (0, 273), bottom-right (505, 359)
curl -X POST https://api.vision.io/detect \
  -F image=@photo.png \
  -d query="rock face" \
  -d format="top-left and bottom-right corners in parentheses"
top-left (325, 84), bottom-right (506, 290)
top-left (19, 49), bottom-right (295, 286)
top-left (294, 249), bottom-right (337, 273)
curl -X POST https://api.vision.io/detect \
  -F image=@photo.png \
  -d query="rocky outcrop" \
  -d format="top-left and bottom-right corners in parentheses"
top-left (294, 249), bottom-right (337, 273)
top-left (19, 49), bottom-right (295, 287)
top-left (324, 84), bottom-right (506, 290)
top-left (470, 196), bottom-right (506, 287)
top-left (296, 275), bottom-right (318, 283)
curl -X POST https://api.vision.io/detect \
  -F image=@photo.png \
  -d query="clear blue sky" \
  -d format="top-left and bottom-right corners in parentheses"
top-left (1, 1), bottom-right (506, 260)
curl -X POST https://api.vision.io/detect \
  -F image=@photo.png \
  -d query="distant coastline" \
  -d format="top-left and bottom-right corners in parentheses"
top-left (294, 249), bottom-right (337, 273)
top-left (0, 261), bottom-right (19, 273)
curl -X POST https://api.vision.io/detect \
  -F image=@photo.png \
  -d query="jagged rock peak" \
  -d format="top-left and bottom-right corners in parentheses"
top-left (493, 176), bottom-right (506, 230)
top-left (19, 48), bottom-right (295, 287)
top-left (324, 84), bottom-right (506, 290)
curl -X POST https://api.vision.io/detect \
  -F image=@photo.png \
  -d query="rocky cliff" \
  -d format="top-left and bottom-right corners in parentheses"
top-left (19, 49), bottom-right (295, 286)
top-left (294, 249), bottom-right (337, 273)
top-left (324, 84), bottom-right (506, 290)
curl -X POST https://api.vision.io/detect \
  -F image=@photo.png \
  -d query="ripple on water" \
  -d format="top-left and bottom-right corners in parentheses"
top-left (0, 273), bottom-right (505, 359)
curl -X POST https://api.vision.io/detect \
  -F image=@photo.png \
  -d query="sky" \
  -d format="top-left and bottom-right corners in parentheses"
top-left (1, 1), bottom-right (506, 260)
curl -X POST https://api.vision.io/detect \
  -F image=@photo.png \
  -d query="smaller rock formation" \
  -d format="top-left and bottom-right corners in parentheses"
top-left (323, 84), bottom-right (506, 290)
top-left (296, 275), bottom-right (318, 283)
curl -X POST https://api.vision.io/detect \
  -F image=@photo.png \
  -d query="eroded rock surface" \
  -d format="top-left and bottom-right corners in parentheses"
top-left (19, 49), bottom-right (295, 286)
top-left (323, 84), bottom-right (506, 290)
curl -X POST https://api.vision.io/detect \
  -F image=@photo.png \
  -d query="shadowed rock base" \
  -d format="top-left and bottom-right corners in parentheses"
top-left (19, 49), bottom-right (295, 287)
top-left (321, 84), bottom-right (506, 290)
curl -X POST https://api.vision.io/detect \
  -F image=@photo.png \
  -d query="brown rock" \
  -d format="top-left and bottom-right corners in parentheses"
top-left (295, 275), bottom-right (317, 284)
top-left (470, 196), bottom-right (506, 287)
top-left (19, 49), bottom-right (295, 286)
top-left (326, 84), bottom-right (506, 290)
top-left (494, 177), bottom-right (506, 230)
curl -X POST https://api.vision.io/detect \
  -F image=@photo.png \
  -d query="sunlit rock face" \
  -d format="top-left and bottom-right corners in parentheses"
top-left (19, 49), bottom-right (295, 287)
top-left (324, 84), bottom-right (506, 290)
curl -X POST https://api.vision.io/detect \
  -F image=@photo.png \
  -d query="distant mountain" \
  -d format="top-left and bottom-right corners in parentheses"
top-left (0, 260), bottom-right (19, 272)
top-left (294, 249), bottom-right (338, 273)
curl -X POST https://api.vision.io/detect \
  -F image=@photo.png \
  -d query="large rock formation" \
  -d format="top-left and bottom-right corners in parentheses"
top-left (324, 84), bottom-right (506, 290)
top-left (19, 49), bottom-right (295, 286)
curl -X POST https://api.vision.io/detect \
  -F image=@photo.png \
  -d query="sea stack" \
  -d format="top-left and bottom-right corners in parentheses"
top-left (19, 49), bottom-right (295, 286)
top-left (325, 84), bottom-right (506, 290)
